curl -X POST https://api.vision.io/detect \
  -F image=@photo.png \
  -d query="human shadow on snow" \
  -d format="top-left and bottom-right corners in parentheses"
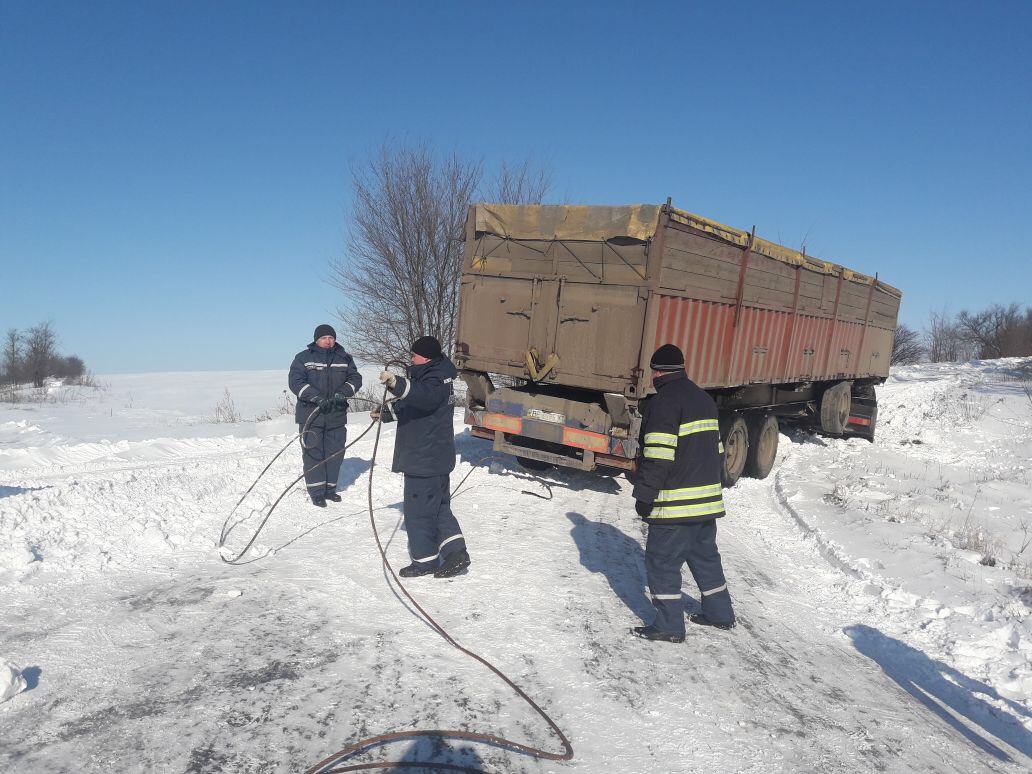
top-left (20, 666), bottom-right (41, 691)
top-left (566, 512), bottom-right (655, 621)
top-left (395, 736), bottom-right (486, 772)
top-left (335, 456), bottom-right (372, 490)
top-left (314, 733), bottom-right (488, 772)
top-left (845, 624), bottom-right (1032, 762)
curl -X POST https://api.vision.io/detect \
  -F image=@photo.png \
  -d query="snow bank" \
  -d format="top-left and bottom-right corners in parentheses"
top-left (1, 660), bottom-right (26, 703)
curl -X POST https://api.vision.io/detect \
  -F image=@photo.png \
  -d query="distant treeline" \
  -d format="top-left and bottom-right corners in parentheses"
top-left (893, 303), bottom-right (1032, 366)
top-left (2, 322), bottom-right (87, 387)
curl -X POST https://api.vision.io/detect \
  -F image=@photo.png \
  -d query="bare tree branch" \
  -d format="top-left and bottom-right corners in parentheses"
top-left (330, 141), bottom-right (552, 365)
top-left (2, 328), bottom-right (22, 385)
top-left (486, 158), bottom-right (552, 205)
top-left (925, 308), bottom-right (962, 363)
top-left (891, 323), bottom-right (924, 366)
top-left (24, 321), bottom-right (58, 387)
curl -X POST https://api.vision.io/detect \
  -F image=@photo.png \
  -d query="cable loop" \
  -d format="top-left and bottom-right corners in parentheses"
top-left (217, 378), bottom-right (575, 770)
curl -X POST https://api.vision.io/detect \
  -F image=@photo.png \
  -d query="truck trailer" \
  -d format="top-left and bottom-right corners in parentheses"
top-left (454, 202), bottom-right (901, 486)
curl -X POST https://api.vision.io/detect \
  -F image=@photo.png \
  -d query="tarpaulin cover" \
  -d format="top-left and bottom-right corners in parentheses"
top-left (473, 203), bottom-right (900, 297)
top-left (474, 204), bottom-right (663, 242)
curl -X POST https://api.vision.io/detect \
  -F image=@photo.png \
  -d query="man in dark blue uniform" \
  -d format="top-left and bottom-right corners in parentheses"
top-left (377, 335), bottom-right (470, 579)
top-left (631, 344), bottom-right (735, 642)
top-left (288, 324), bottom-right (362, 507)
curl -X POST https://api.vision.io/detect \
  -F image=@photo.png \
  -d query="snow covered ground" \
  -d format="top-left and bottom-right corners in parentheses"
top-left (1, 360), bottom-right (1031, 772)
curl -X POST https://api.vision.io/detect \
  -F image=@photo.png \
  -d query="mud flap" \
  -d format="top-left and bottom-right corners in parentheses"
top-left (843, 396), bottom-right (877, 442)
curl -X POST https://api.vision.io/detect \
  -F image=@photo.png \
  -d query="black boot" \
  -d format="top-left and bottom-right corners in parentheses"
top-left (688, 614), bottom-right (735, 630)
top-left (324, 492), bottom-right (342, 502)
top-left (631, 626), bottom-right (685, 643)
top-left (311, 495), bottom-right (327, 508)
top-left (399, 562), bottom-right (436, 578)
top-left (434, 550), bottom-right (470, 578)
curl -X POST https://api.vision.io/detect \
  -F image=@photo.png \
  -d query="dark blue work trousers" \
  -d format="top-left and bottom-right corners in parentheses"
top-left (300, 423), bottom-right (347, 499)
top-left (403, 474), bottom-right (466, 568)
top-left (645, 520), bottom-right (734, 634)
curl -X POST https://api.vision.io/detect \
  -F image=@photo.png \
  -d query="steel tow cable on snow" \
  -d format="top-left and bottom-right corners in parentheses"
top-left (214, 380), bottom-right (573, 769)
top-left (217, 407), bottom-right (378, 564)
top-left (303, 384), bottom-right (574, 774)
top-left (218, 412), bottom-right (550, 563)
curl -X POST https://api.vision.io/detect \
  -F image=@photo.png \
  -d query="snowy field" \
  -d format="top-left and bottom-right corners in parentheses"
top-left (1, 360), bottom-right (1031, 773)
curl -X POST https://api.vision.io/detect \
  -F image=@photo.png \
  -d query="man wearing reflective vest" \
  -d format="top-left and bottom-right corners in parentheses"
top-left (631, 344), bottom-right (736, 642)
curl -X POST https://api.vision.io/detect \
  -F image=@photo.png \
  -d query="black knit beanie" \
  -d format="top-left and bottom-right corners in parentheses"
top-left (410, 335), bottom-right (443, 359)
top-left (313, 324), bottom-right (336, 341)
top-left (650, 344), bottom-right (684, 371)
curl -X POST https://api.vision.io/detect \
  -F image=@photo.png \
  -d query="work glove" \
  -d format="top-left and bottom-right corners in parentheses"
top-left (378, 371), bottom-right (397, 389)
top-left (316, 396), bottom-right (334, 414)
top-left (332, 392), bottom-right (348, 412)
top-left (634, 500), bottom-right (653, 518)
top-left (372, 404), bottom-right (396, 423)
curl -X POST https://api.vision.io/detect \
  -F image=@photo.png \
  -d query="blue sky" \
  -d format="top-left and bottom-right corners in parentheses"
top-left (2, 1), bottom-right (1029, 373)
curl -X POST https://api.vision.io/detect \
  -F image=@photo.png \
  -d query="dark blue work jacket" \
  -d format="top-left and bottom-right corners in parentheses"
top-left (632, 370), bottom-right (725, 525)
top-left (383, 355), bottom-right (457, 477)
top-left (288, 342), bottom-right (362, 428)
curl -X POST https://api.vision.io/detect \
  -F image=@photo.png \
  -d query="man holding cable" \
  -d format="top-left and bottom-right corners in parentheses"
top-left (288, 324), bottom-right (362, 507)
top-left (376, 335), bottom-right (470, 579)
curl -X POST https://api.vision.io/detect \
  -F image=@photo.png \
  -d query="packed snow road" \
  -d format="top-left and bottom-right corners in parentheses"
top-left (1, 365), bottom-right (1031, 772)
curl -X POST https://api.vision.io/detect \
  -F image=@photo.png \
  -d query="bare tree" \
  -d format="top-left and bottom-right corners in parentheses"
top-left (956, 303), bottom-right (1031, 359)
top-left (925, 309), bottom-right (961, 363)
top-left (890, 323), bottom-right (924, 366)
top-left (331, 141), bottom-right (552, 365)
top-left (1003, 306), bottom-right (1032, 357)
top-left (24, 321), bottom-right (58, 388)
top-left (52, 355), bottom-right (85, 380)
top-left (487, 158), bottom-right (552, 205)
top-left (2, 328), bottom-right (22, 385)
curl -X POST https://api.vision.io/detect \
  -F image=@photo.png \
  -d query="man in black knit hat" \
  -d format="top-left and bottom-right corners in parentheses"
top-left (376, 335), bottom-right (470, 578)
top-left (630, 343), bottom-right (735, 642)
top-left (288, 324), bottom-right (362, 507)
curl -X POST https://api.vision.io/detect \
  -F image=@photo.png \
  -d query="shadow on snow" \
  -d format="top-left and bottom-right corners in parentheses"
top-left (566, 511), bottom-right (656, 622)
top-left (0, 485), bottom-right (50, 499)
top-left (845, 624), bottom-right (1032, 762)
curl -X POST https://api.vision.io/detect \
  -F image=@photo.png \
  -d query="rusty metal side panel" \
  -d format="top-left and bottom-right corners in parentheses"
top-left (726, 307), bottom-right (795, 384)
top-left (653, 295), bottom-right (736, 388)
top-left (822, 320), bottom-right (865, 379)
top-left (652, 295), bottom-right (892, 387)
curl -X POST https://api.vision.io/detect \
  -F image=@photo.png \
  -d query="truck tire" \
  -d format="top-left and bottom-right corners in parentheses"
top-left (820, 381), bottom-right (852, 435)
top-left (720, 415), bottom-right (749, 488)
top-left (745, 414), bottom-right (779, 480)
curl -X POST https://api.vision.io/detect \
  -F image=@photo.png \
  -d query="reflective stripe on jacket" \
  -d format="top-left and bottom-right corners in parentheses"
top-left (288, 342), bottom-right (362, 428)
top-left (632, 370), bottom-right (725, 524)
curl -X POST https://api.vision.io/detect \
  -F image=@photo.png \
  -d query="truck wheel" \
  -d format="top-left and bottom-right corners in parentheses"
top-left (720, 415), bottom-right (749, 488)
top-left (820, 381), bottom-right (852, 435)
top-left (745, 414), bottom-right (779, 480)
